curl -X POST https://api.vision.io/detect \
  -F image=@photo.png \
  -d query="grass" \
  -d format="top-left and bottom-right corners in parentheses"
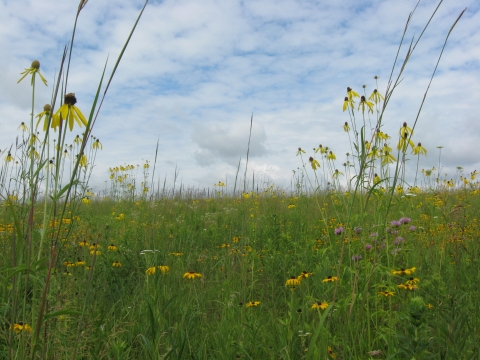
top-left (0, 0), bottom-right (476, 359)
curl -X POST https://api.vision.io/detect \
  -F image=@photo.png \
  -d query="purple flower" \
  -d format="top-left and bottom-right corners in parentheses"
top-left (370, 232), bottom-right (378, 238)
top-left (352, 254), bottom-right (363, 262)
top-left (334, 227), bottom-right (344, 235)
top-left (399, 217), bottom-right (411, 224)
top-left (365, 243), bottom-right (373, 251)
top-left (390, 248), bottom-right (401, 255)
top-left (354, 227), bottom-right (363, 234)
top-left (390, 220), bottom-right (402, 227)
top-left (393, 236), bottom-right (405, 245)
top-left (409, 225), bottom-right (417, 231)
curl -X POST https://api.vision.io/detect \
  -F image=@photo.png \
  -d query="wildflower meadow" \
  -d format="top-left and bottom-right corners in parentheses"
top-left (1, 1), bottom-right (478, 359)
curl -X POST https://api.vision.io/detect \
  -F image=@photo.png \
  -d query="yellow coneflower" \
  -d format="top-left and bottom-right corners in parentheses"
top-left (309, 156), bottom-right (320, 170)
top-left (412, 142), bottom-right (427, 156)
top-left (311, 301), bottom-right (328, 310)
top-left (92, 139), bottom-right (103, 150)
top-left (286, 276), bottom-right (301, 287)
top-left (369, 89), bottom-right (384, 104)
top-left (346, 87), bottom-right (360, 101)
top-left (377, 291), bottom-right (395, 297)
top-left (327, 151), bottom-right (336, 160)
top-left (53, 93), bottom-right (87, 131)
top-left (245, 301), bottom-right (261, 308)
top-left (343, 97), bottom-right (354, 111)
top-left (17, 60), bottom-right (48, 86)
top-left (322, 275), bottom-right (339, 283)
top-left (82, 197), bottom-right (90, 204)
top-left (183, 271), bottom-right (202, 279)
top-left (112, 261), bottom-right (122, 267)
top-left (11, 322), bottom-right (33, 334)
top-left (5, 152), bottom-right (14, 162)
top-left (358, 96), bottom-right (374, 114)
top-left (18, 122), bottom-right (28, 132)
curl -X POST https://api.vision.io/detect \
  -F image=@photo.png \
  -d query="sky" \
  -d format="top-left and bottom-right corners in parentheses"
top-left (1, 0), bottom-right (479, 194)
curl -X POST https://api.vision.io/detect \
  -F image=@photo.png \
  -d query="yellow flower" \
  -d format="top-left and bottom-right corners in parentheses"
top-left (158, 265), bottom-right (170, 274)
top-left (183, 271), bottom-right (202, 279)
top-left (79, 154), bottom-right (88, 168)
top-left (35, 104), bottom-right (52, 131)
top-left (399, 122), bottom-right (413, 138)
top-left (53, 93), bottom-right (87, 131)
top-left (107, 244), bottom-right (118, 251)
top-left (346, 87), bottom-right (360, 101)
top-left (391, 267), bottom-right (416, 275)
top-left (5, 152), bottom-right (14, 162)
top-left (296, 147), bottom-right (306, 156)
top-left (343, 122), bottom-right (350, 132)
top-left (78, 240), bottom-right (89, 247)
top-left (298, 270), bottom-right (313, 279)
top-left (146, 267), bottom-right (156, 275)
top-left (373, 173), bottom-right (381, 185)
top-left (322, 275), bottom-right (339, 283)
top-left (170, 252), bottom-right (184, 256)
top-left (327, 151), bottom-right (336, 160)
top-left (381, 151), bottom-right (396, 165)
top-left (358, 96), bottom-right (374, 114)
top-left (328, 346), bottom-right (336, 359)
top-left (377, 291), bottom-right (395, 297)
top-left (18, 122), bottom-right (28, 132)
top-left (368, 89), bottom-right (384, 104)
top-left (82, 197), bottom-right (90, 204)
top-left (17, 60), bottom-right (47, 86)
top-left (405, 277), bottom-right (420, 285)
top-left (90, 250), bottom-right (101, 256)
top-left (397, 283), bottom-right (418, 291)
top-left (311, 301), bottom-right (328, 310)
top-left (11, 322), bottom-right (33, 334)
top-left (309, 157), bottom-right (320, 170)
top-left (75, 259), bottom-right (86, 266)
top-left (286, 276), bottom-right (301, 286)
top-left (343, 97), bottom-right (354, 111)
top-left (412, 142), bottom-right (427, 156)
top-left (92, 139), bottom-right (103, 150)
top-left (245, 301), bottom-right (261, 308)
top-left (332, 169), bottom-right (343, 179)
top-left (112, 261), bottom-right (122, 267)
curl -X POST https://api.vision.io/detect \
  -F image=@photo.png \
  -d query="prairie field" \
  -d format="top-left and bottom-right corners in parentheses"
top-left (1, 1), bottom-right (477, 359)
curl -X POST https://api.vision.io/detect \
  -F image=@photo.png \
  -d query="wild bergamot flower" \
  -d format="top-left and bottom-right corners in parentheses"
top-left (183, 271), bottom-right (202, 279)
top-left (17, 60), bottom-right (48, 86)
top-left (53, 93), bottom-right (87, 131)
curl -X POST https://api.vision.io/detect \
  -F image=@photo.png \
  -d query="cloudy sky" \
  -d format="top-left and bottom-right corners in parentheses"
top-left (1, 0), bottom-right (479, 193)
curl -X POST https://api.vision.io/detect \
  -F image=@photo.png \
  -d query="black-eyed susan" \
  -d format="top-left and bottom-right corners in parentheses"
top-left (170, 252), bottom-right (184, 256)
top-left (298, 270), bottom-right (313, 279)
top-left (90, 250), bottom-right (101, 256)
top-left (158, 265), bottom-right (170, 274)
top-left (78, 240), bottom-right (89, 247)
top-left (183, 271), bottom-right (202, 279)
top-left (328, 346), bottom-right (336, 359)
top-left (11, 322), bottom-right (33, 334)
top-left (63, 261), bottom-right (75, 268)
top-left (311, 301), bottom-right (328, 310)
top-left (89, 243), bottom-right (100, 251)
top-left (245, 301), bottom-right (261, 308)
top-left (75, 259), bottom-right (86, 266)
top-left (406, 277), bottom-right (420, 285)
top-left (322, 275), bottom-right (339, 283)
top-left (377, 291), bottom-right (395, 297)
top-left (112, 261), bottom-right (122, 267)
top-left (146, 267), bottom-right (156, 275)
top-left (286, 276), bottom-right (301, 287)
top-left (391, 267), bottom-right (416, 276)
top-left (107, 244), bottom-right (118, 251)
top-left (17, 60), bottom-right (47, 86)
top-left (398, 283), bottom-right (418, 291)
top-left (53, 93), bottom-right (87, 131)
top-left (233, 236), bottom-right (240, 243)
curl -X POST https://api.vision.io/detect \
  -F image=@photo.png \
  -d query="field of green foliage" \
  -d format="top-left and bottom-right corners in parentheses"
top-left (1, 1), bottom-right (475, 359)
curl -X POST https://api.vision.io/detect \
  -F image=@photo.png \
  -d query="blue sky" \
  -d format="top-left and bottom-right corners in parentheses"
top-left (1, 0), bottom-right (479, 193)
